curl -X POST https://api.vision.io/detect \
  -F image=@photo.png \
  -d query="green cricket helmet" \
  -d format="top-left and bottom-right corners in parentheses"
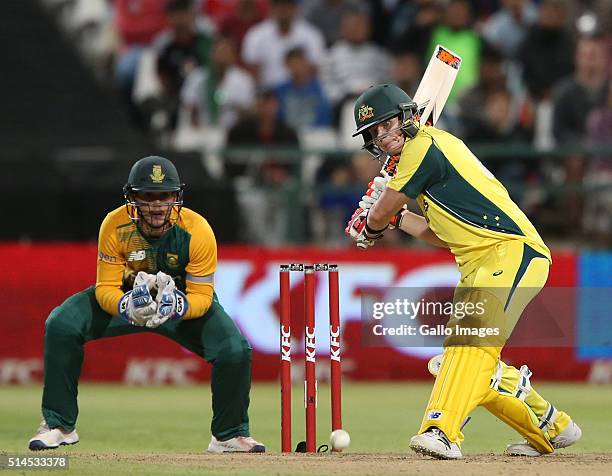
top-left (352, 83), bottom-right (418, 160)
top-left (123, 156), bottom-right (185, 228)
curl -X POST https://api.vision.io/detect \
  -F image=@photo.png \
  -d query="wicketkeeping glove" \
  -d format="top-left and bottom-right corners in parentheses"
top-left (118, 271), bottom-right (157, 326)
top-left (145, 271), bottom-right (189, 328)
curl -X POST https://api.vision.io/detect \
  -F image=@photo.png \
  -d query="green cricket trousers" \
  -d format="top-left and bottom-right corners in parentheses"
top-left (41, 286), bottom-right (252, 441)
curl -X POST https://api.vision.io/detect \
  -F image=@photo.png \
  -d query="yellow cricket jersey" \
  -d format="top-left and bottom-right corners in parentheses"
top-left (95, 206), bottom-right (216, 319)
top-left (388, 126), bottom-right (551, 277)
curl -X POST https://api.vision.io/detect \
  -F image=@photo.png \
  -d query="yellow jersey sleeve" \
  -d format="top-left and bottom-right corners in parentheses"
top-left (95, 212), bottom-right (127, 316)
top-left (183, 214), bottom-right (217, 319)
top-left (387, 131), bottom-right (445, 199)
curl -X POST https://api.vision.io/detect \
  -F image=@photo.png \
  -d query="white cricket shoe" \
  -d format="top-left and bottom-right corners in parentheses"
top-left (506, 420), bottom-right (582, 456)
top-left (409, 427), bottom-right (462, 460)
top-left (207, 436), bottom-right (265, 453)
top-left (28, 420), bottom-right (79, 451)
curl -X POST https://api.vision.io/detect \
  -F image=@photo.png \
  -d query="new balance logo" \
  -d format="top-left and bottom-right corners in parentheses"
top-left (428, 411), bottom-right (443, 420)
top-left (128, 250), bottom-right (146, 261)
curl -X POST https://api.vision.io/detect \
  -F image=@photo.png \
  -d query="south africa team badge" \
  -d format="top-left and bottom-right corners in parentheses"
top-left (150, 165), bottom-right (165, 183)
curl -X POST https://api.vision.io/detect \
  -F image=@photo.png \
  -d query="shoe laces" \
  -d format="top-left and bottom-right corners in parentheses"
top-left (430, 427), bottom-right (452, 450)
top-left (35, 420), bottom-right (49, 434)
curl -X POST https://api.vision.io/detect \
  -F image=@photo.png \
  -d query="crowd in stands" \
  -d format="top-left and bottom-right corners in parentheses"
top-left (42, 0), bottom-right (612, 247)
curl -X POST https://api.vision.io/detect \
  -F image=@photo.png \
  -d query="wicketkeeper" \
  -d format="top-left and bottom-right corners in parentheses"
top-left (346, 84), bottom-right (582, 459)
top-left (29, 156), bottom-right (264, 453)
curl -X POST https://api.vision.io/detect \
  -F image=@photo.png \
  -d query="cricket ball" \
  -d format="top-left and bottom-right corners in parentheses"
top-left (330, 429), bottom-right (351, 451)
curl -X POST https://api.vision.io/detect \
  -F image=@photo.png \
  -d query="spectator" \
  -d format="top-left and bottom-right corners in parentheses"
top-left (389, 0), bottom-right (443, 61)
top-left (427, 0), bottom-right (481, 106)
top-left (479, 88), bottom-right (531, 189)
top-left (458, 45), bottom-right (512, 138)
top-left (300, 0), bottom-right (369, 47)
top-left (552, 34), bottom-right (609, 145)
top-left (114, 0), bottom-right (168, 47)
top-left (465, 87), bottom-right (532, 198)
top-left (518, 0), bottom-right (574, 101)
top-left (153, 0), bottom-right (216, 89)
top-left (455, 43), bottom-right (535, 199)
top-left (368, 0), bottom-right (419, 47)
top-left (315, 160), bottom-right (360, 245)
top-left (390, 50), bottom-right (423, 98)
top-left (226, 89), bottom-right (299, 180)
top-left (481, 0), bottom-right (537, 59)
top-left (241, 0), bottom-right (325, 88)
top-left (275, 48), bottom-right (332, 130)
top-left (114, 0), bottom-right (169, 121)
top-left (218, 0), bottom-right (268, 54)
top-left (145, 0), bottom-right (215, 131)
top-left (181, 36), bottom-right (256, 128)
top-left (202, 0), bottom-right (238, 27)
top-left (551, 34), bottom-right (610, 234)
top-left (584, 81), bottom-right (612, 247)
top-left (321, 7), bottom-right (392, 108)
top-left (226, 89), bottom-right (301, 244)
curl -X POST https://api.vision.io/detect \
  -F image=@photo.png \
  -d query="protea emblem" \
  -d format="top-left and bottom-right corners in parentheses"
top-left (150, 165), bottom-right (165, 183)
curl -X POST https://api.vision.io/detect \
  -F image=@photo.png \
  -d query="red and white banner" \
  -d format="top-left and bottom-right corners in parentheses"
top-left (0, 243), bottom-right (593, 384)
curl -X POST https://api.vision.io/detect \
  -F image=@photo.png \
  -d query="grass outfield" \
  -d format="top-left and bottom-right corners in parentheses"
top-left (1, 383), bottom-right (612, 474)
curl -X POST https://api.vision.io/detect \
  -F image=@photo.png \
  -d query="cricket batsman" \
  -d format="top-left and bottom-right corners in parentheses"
top-left (346, 84), bottom-right (582, 459)
top-left (28, 156), bottom-right (265, 453)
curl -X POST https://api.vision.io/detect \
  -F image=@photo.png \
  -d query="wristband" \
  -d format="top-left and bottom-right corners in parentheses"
top-left (364, 220), bottom-right (388, 237)
top-left (118, 292), bottom-right (131, 322)
top-left (391, 210), bottom-right (406, 228)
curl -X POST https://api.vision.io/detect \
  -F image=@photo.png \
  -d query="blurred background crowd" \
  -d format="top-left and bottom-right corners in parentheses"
top-left (5, 0), bottom-right (612, 248)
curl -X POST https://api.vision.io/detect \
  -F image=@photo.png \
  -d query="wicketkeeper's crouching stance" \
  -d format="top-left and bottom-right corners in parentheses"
top-left (346, 84), bottom-right (582, 459)
top-left (29, 156), bottom-right (264, 453)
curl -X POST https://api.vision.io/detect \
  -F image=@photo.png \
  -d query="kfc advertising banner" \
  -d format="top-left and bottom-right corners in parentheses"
top-left (0, 243), bottom-right (599, 384)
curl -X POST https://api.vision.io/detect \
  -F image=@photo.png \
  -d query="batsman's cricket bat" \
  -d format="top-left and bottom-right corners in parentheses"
top-left (379, 45), bottom-right (462, 179)
top-left (413, 44), bottom-right (462, 127)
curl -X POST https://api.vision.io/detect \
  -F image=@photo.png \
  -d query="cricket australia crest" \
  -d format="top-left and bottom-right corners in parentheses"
top-left (150, 165), bottom-right (165, 183)
top-left (358, 104), bottom-right (374, 123)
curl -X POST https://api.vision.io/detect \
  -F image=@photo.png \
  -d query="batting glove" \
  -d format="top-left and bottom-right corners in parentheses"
top-left (118, 271), bottom-right (158, 326)
top-left (358, 176), bottom-right (390, 210)
top-left (345, 207), bottom-right (387, 249)
top-left (358, 176), bottom-right (406, 230)
top-left (145, 271), bottom-right (188, 328)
